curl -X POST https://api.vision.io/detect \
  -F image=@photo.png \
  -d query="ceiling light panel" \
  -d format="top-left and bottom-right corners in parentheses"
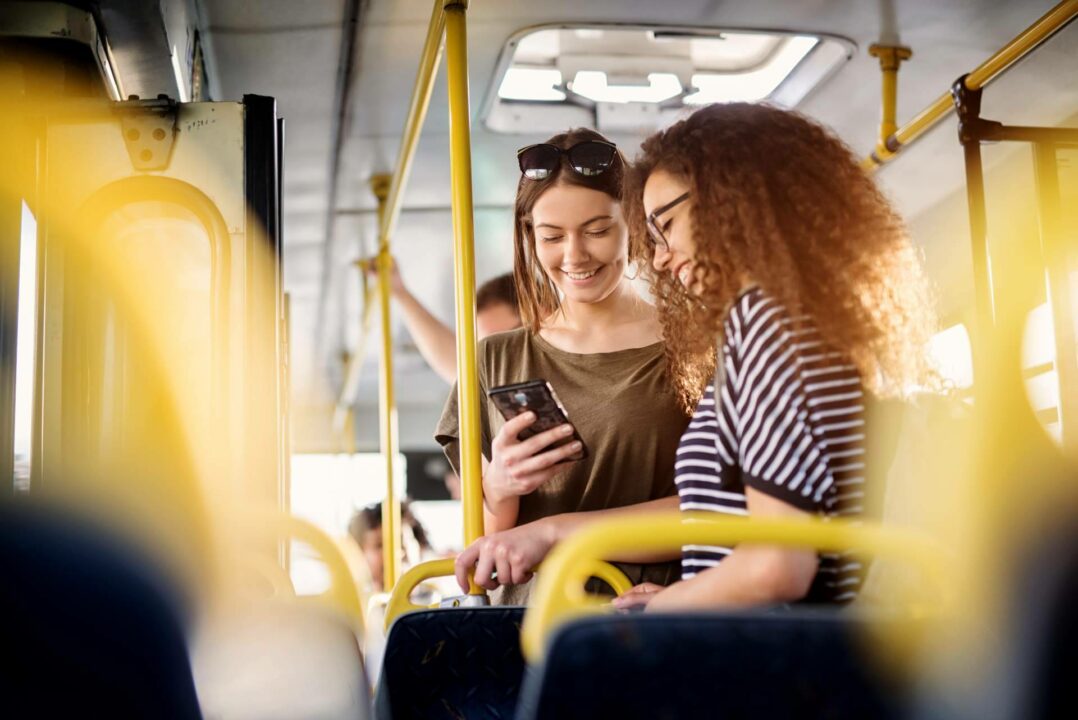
top-left (483, 25), bottom-right (853, 135)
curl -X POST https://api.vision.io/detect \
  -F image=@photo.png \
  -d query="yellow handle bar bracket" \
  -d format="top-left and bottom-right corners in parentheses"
top-left (867, 44), bottom-right (913, 143)
top-left (862, 0), bottom-right (1078, 170)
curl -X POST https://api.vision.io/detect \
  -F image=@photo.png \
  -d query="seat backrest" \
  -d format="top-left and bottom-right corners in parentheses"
top-left (863, 392), bottom-right (971, 524)
top-left (374, 607), bottom-right (526, 720)
top-left (0, 503), bottom-right (202, 719)
top-left (977, 516), bottom-right (1078, 720)
top-left (515, 610), bottom-right (917, 720)
top-left (192, 602), bottom-right (370, 720)
top-left (859, 393), bottom-right (971, 608)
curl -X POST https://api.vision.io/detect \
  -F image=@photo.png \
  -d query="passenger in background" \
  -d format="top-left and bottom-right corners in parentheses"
top-left (369, 258), bottom-right (521, 383)
top-left (348, 500), bottom-right (434, 684)
top-left (440, 128), bottom-right (689, 604)
top-left (615, 103), bottom-right (935, 611)
top-left (347, 500), bottom-right (433, 594)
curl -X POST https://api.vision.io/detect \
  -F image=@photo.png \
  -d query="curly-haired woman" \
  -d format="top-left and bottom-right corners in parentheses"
top-left (613, 103), bottom-right (935, 611)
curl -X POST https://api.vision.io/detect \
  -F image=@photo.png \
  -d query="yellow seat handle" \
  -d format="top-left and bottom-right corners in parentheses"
top-left (384, 557), bottom-right (634, 631)
top-left (521, 512), bottom-right (949, 663)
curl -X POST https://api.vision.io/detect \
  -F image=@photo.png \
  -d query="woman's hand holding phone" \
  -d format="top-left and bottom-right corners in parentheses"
top-left (483, 411), bottom-right (583, 508)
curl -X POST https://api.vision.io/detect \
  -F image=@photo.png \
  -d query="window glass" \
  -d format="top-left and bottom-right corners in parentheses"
top-left (1024, 302), bottom-right (1061, 444)
top-left (927, 323), bottom-right (973, 390)
top-left (13, 201), bottom-right (37, 492)
top-left (289, 452), bottom-right (403, 596)
top-left (92, 200), bottom-right (214, 446)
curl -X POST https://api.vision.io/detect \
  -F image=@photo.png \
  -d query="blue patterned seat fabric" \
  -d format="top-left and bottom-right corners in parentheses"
top-left (514, 609), bottom-right (918, 720)
top-left (375, 606), bottom-right (527, 720)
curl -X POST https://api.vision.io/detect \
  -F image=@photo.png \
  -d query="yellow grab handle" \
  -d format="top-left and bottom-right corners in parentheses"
top-left (383, 557), bottom-right (635, 631)
top-left (581, 560), bottom-right (633, 596)
top-left (384, 558), bottom-right (458, 631)
top-left (521, 512), bottom-right (948, 663)
top-left (279, 514), bottom-right (366, 632)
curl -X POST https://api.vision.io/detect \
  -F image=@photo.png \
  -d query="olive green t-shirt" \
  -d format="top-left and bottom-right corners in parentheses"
top-left (435, 328), bottom-right (688, 603)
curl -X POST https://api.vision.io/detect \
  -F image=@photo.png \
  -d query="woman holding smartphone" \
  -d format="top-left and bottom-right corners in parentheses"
top-left (614, 103), bottom-right (935, 611)
top-left (438, 128), bottom-right (688, 603)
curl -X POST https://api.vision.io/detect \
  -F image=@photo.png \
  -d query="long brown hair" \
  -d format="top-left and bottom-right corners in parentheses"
top-left (624, 103), bottom-right (935, 411)
top-left (513, 127), bottom-right (636, 331)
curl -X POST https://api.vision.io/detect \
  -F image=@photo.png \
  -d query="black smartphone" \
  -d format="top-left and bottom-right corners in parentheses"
top-left (487, 379), bottom-right (587, 462)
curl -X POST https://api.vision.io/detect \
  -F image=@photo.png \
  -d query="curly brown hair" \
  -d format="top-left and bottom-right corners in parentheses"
top-left (513, 127), bottom-right (637, 331)
top-left (624, 103), bottom-right (936, 411)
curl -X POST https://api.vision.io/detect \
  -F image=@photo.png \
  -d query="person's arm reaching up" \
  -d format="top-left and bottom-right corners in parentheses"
top-left (370, 256), bottom-right (457, 382)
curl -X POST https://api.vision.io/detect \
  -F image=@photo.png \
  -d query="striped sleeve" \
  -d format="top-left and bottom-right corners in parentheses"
top-left (726, 292), bottom-right (863, 513)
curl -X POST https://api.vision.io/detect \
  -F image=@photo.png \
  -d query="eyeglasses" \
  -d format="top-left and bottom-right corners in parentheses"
top-left (646, 192), bottom-right (690, 251)
top-left (517, 140), bottom-right (618, 180)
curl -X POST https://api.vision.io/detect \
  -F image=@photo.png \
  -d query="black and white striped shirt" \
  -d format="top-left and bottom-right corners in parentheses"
top-left (675, 287), bottom-right (866, 603)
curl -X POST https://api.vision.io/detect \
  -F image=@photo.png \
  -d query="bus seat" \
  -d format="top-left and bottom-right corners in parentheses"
top-left (946, 516), bottom-right (1078, 720)
top-left (0, 502), bottom-right (202, 719)
top-left (192, 602), bottom-right (370, 720)
top-left (514, 610), bottom-right (917, 720)
top-left (374, 607), bottom-right (526, 720)
top-left (860, 393), bottom-right (971, 608)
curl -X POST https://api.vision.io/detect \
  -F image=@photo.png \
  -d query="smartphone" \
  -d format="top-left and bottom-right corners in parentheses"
top-left (487, 379), bottom-right (587, 462)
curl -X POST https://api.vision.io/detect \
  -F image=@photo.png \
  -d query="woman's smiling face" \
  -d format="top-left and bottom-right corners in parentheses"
top-left (643, 169), bottom-right (699, 293)
top-left (529, 182), bottom-right (629, 306)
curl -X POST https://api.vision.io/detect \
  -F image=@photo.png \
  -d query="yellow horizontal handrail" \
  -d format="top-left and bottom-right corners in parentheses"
top-left (863, 0), bottom-right (1078, 169)
top-left (384, 556), bottom-right (634, 630)
top-left (521, 512), bottom-right (947, 663)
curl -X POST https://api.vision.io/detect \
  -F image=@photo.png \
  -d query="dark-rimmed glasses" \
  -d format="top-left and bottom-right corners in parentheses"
top-left (517, 140), bottom-right (618, 180)
top-left (646, 192), bottom-right (690, 251)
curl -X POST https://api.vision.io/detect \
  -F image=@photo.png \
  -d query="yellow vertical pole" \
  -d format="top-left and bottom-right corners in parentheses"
top-left (444, 1), bottom-right (484, 593)
top-left (868, 44), bottom-right (912, 154)
top-left (371, 173), bottom-right (402, 591)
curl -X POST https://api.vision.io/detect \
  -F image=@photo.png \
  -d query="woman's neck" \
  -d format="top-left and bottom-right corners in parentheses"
top-left (540, 280), bottom-right (661, 353)
top-left (558, 279), bottom-right (642, 329)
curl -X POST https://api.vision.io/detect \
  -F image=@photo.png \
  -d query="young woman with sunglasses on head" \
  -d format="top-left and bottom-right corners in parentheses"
top-left (614, 103), bottom-right (935, 612)
top-left (438, 128), bottom-right (689, 603)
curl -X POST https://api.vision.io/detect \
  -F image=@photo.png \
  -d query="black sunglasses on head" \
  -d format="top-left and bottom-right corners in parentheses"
top-left (517, 140), bottom-right (618, 180)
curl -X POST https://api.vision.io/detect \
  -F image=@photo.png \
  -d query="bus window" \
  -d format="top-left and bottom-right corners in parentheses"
top-left (37, 188), bottom-right (227, 486)
top-left (1049, 145), bottom-right (1078, 450)
top-left (289, 453), bottom-right (400, 595)
top-left (92, 200), bottom-right (215, 446)
top-left (13, 201), bottom-right (37, 493)
top-left (927, 323), bottom-right (974, 391)
top-left (928, 311), bottom-right (1063, 443)
top-left (1024, 304), bottom-right (1062, 444)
